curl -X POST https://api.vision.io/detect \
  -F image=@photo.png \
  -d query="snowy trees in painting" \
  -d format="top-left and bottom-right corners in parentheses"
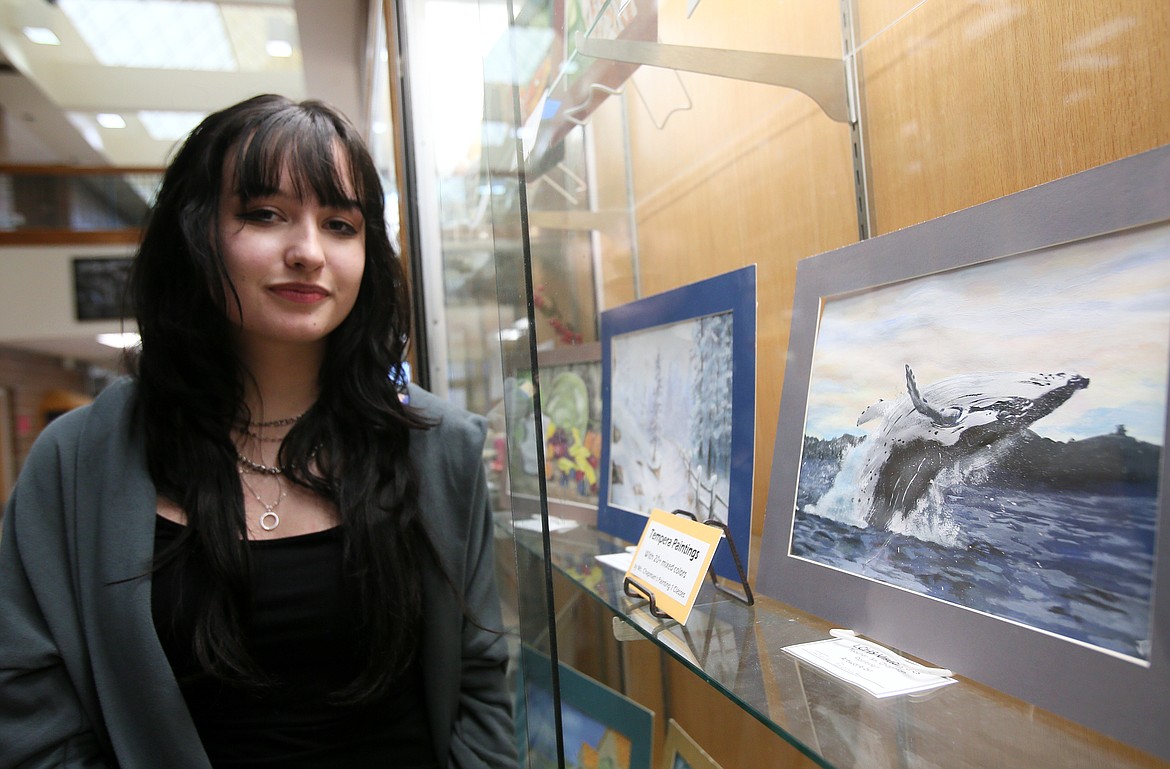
top-left (608, 312), bottom-right (734, 523)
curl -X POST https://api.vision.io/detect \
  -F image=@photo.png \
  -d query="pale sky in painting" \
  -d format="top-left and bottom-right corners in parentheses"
top-left (803, 223), bottom-right (1170, 445)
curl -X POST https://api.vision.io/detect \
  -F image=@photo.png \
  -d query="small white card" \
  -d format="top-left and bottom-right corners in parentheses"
top-left (513, 515), bottom-right (579, 533)
top-left (595, 549), bottom-right (635, 573)
top-left (783, 637), bottom-right (957, 698)
top-left (624, 508), bottom-right (722, 624)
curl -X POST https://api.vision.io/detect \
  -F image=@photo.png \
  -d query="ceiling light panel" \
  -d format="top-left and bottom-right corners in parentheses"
top-left (220, 5), bottom-right (301, 71)
top-left (138, 110), bottom-right (206, 141)
top-left (58, 0), bottom-right (238, 71)
top-left (265, 39), bottom-right (293, 58)
top-left (22, 26), bottom-right (61, 46)
top-left (96, 113), bottom-right (126, 129)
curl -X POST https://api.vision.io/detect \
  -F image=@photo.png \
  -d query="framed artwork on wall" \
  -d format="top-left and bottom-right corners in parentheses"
top-left (598, 265), bottom-right (756, 581)
top-left (518, 645), bottom-right (654, 769)
top-left (758, 145), bottom-right (1170, 761)
top-left (72, 256), bottom-right (133, 320)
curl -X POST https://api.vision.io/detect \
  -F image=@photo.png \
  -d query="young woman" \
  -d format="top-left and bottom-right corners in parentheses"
top-left (0, 95), bottom-right (517, 769)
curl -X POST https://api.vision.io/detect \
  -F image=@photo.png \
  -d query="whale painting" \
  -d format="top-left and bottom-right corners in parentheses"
top-left (853, 365), bottom-right (1090, 531)
top-left (758, 155), bottom-right (1170, 760)
top-left (786, 221), bottom-right (1170, 662)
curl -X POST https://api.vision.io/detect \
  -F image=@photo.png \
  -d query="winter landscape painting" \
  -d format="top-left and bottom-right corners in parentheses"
top-left (791, 222), bottom-right (1169, 662)
top-left (606, 313), bottom-right (733, 523)
top-left (598, 266), bottom-right (756, 580)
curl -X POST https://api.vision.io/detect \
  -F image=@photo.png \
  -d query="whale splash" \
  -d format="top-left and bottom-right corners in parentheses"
top-left (809, 365), bottom-right (1090, 542)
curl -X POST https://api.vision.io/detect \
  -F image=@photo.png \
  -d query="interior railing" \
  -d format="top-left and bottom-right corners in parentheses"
top-left (0, 165), bottom-right (164, 245)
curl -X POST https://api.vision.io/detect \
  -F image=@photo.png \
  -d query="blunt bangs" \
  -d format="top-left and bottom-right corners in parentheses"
top-left (229, 107), bottom-right (365, 211)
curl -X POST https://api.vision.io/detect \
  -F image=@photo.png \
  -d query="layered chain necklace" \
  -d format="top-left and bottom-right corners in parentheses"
top-left (235, 412), bottom-right (305, 530)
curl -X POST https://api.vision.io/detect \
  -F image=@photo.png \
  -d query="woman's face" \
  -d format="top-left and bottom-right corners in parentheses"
top-left (216, 150), bottom-right (366, 358)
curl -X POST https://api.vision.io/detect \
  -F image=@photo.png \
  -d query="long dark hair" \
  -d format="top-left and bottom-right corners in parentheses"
top-left (130, 94), bottom-right (431, 703)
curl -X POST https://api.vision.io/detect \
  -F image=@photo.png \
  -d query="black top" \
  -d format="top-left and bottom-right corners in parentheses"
top-left (151, 516), bottom-right (437, 769)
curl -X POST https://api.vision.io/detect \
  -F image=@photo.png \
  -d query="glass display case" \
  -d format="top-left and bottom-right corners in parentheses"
top-left (400, 0), bottom-right (1170, 766)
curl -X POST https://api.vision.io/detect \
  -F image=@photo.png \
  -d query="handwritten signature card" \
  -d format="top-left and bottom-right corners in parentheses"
top-left (784, 636), bottom-right (957, 698)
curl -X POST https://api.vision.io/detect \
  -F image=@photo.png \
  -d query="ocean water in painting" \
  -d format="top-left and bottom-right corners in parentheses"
top-left (794, 446), bottom-right (1158, 661)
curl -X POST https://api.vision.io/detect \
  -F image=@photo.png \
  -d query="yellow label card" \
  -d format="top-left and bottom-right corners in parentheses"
top-left (625, 508), bottom-right (723, 624)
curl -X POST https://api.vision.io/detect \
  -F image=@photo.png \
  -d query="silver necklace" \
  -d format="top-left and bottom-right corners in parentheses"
top-left (243, 428), bottom-right (287, 443)
top-left (236, 452), bottom-right (284, 475)
top-left (232, 407), bottom-right (304, 444)
top-left (239, 469), bottom-right (287, 531)
top-left (236, 410), bottom-right (306, 457)
top-left (250, 411), bottom-right (307, 428)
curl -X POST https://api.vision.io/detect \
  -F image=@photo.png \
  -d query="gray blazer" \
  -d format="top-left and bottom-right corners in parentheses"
top-left (0, 379), bottom-right (517, 768)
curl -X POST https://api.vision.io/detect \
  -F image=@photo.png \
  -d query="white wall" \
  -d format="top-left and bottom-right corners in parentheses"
top-left (0, 245), bottom-right (133, 364)
top-left (294, 0), bottom-right (368, 130)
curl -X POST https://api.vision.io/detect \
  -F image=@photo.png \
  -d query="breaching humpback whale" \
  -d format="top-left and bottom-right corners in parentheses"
top-left (854, 365), bottom-right (1089, 529)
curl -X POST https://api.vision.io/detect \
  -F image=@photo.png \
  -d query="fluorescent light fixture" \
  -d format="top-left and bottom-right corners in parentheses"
top-left (265, 39), bottom-right (293, 58)
top-left (96, 332), bottom-right (141, 349)
top-left (22, 26), bottom-right (61, 45)
top-left (58, 0), bottom-right (237, 71)
top-left (96, 113), bottom-right (126, 129)
top-left (138, 110), bottom-right (206, 141)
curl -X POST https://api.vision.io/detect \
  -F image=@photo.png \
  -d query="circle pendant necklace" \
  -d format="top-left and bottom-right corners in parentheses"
top-left (239, 470), bottom-right (287, 531)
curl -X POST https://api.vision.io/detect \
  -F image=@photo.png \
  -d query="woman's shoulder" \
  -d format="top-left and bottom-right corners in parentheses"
top-left (15, 378), bottom-right (139, 501)
top-left (405, 384), bottom-right (488, 467)
top-left (28, 378), bottom-right (136, 455)
top-left (406, 384), bottom-right (487, 441)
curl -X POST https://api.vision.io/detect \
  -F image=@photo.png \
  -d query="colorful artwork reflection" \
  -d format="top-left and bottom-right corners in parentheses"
top-left (507, 347), bottom-right (603, 516)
